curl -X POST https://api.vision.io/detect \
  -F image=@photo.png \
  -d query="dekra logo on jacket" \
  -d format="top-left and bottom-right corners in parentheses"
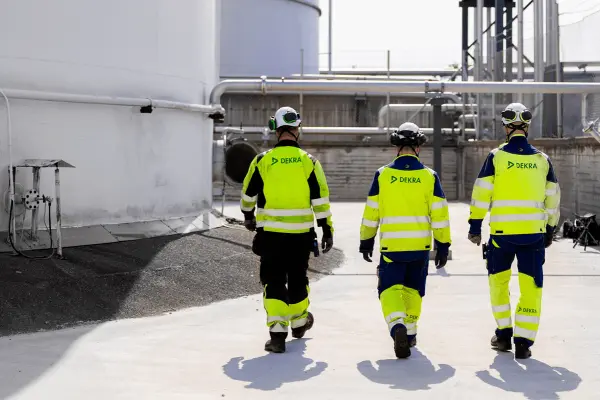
top-left (271, 157), bottom-right (301, 166)
top-left (390, 176), bottom-right (421, 184)
top-left (507, 161), bottom-right (538, 169)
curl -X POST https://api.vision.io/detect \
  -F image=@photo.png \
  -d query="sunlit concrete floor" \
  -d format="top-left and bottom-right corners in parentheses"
top-left (1, 202), bottom-right (599, 399)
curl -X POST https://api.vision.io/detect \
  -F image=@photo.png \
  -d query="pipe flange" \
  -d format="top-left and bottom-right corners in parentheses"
top-left (260, 75), bottom-right (267, 96)
top-left (440, 82), bottom-right (446, 93)
top-left (424, 81), bottom-right (430, 93)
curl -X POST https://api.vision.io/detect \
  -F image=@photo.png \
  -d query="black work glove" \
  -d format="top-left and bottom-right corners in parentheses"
top-left (544, 225), bottom-right (555, 248)
top-left (244, 216), bottom-right (256, 232)
top-left (434, 240), bottom-right (450, 269)
top-left (359, 237), bottom-right (375, 262)
top-left (321, 226), bottom-right (333, 253)
top-left (468, 219), bottom-right (482, 246)
top-left (252, 231), bottom-right (263, 256)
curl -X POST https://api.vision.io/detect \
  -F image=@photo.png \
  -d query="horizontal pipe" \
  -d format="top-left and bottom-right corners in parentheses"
top-left (210, 78), bottom-right (600, 107)
top-left (316, 67), bottom-right (600, 77)
top-left (289, 74), bottom-right (440, 81)
top-left (224, 90), bottom-right (461, 98)
top-left (214, 126), bottom-right (475, 136)
top-left (0, 88), bottom-right (224, 114)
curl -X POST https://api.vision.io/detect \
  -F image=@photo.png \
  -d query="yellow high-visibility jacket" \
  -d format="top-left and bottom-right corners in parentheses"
top-left (240, 140), bottom-right (333, 234)
top-left (469, 134), bottom-right (561, 236)
top-left (360, 154), bottom-right (451, 253)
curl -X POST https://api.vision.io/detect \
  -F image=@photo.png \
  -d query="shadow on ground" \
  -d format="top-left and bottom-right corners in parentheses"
top-left (222, 338), bottom-right (328, 390)
top-left (356, 348), bottom-right (456, 390)
top-left (475, 353), bottom-right (582, 400)
top-left (0, 225), bottom-right (344, 399)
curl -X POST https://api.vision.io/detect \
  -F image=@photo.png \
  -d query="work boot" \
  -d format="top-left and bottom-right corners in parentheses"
top-left (393, 324), bottom-right (411, 359)
top-left (409, 336), bottom-right (417, 348)
top-left (491, 334), bottom-right (512, 352)
top-left (291, 312), bottom-right (314, 339)
top-left (515, 342), bottom-right (532, 359)
top-left (264, 332), bottom-right (286, 353)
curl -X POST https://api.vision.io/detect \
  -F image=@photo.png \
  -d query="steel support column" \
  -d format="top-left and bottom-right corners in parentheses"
top-left (430, 97), bottom-right (447, 181)
top-left (506, 3), bottom-right (514, 104)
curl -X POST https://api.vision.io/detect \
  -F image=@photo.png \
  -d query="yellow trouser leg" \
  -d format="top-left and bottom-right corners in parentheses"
top-left (402, 286), bottom-right (422, 336)
top-left (263, 284), bottom-right (289, 333)
top-left (289, 285), bottom-right (310, 329)
top-left (380, 284), bottom-right (406, 332)
top-left (514, 272), bottom-right (542, 343)
top-left (489, 269), bottom-right (513, 330)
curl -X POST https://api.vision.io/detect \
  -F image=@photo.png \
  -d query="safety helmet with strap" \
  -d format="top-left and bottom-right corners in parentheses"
top-left (390, 122), bottom-right (427, 154)
top-left (501, 102), bottom-right (532, 138)
top-left (268, 106), bottom-right (302, 140)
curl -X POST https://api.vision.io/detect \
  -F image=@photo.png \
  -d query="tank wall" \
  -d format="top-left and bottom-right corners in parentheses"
top-left (219, 0), bottom-right (320, 77)
top-left (0, 0), bottom-right (218, 229)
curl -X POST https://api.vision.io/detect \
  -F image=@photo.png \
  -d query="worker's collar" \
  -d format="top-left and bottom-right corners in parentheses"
top-left (394, 154), bottom-right (420, 161)
top-left (507, 133), bottom-right (528, 142)
top-left (275, 140), bottom-right (300, 148)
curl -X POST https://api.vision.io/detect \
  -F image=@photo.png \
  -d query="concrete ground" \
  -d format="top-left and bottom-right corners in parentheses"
top-left (1, 202), bottom-right (599, 399)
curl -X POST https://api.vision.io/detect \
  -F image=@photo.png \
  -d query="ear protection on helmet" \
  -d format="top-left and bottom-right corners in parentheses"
top-left (268, 116), bottom-right (277, 131)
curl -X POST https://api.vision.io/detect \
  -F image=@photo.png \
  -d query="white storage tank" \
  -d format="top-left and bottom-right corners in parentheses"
top-left (219, 0), bottom-right (321, 78)
top-left (0, 0), bottom-right (219, 229)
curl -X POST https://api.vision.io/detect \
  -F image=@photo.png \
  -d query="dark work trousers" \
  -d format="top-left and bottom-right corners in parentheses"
top-left (257, 230), bottom-right (314, 335)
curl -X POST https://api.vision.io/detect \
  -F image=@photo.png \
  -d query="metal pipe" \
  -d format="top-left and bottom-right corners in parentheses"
top-left (555, 0), bottom-right (563, 138)
top-left (0, 88), bottom-right (224, 114)
top-left (378, 103), bottom-right (480, 128)
top-left (54, 167), bottom-right (63, 258)
top-left (534, 0), bottom-right (545, 138)
top-left (487, 8), bottom-right (495, 137)
top-left (214, 126), bottom-right (476, 135)
top-left (300, 48), bottom-right (304, 120)
top-left (290, 74), bottom-right (440, 81)
top-left (225, 90), bottom-right (462, 98)
top-left (506, 2), bottom-right (513, 104)
top-left (386, 50), bottom-right (391, 135)
top-left (328, 0), bottom-right (332, 74)
top-left (546, 0), bottom-right (553, 66)
top-left (210, 79), bottom-right (600, 106)
top-left (461, 4), bottom-right (469, 141)
top-left (495, 0), bottom-right (505, 111)
top-left (517, 0), bottom-right (524, 103)
top-left (475, 0), bottom-right (484, 140)
top-left (30, 167), bottom-right (40, 240)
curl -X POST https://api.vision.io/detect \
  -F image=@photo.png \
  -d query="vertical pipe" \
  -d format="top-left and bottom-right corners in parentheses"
top-left (328, 0), bottom-right (333, 74)
top-left (491, 34), bottom-right (498, 138)
top-left (517, 0), bottom-right (524, 103)
top-left (554, 0), bottom-right (563, 137)
top-left (487, 8), bottom-right (494, 137)
top-left (386, 49), bottom-right (391, 134)
top-left (432, 99), bottom-right (443, 181)
top-left (475, 0), bottom-right (483, 140)
top-left (30, 167), bottom-right (40, 240)
top-left (54, 167), bottom-right (63, 258)
top-left (495, 0), bottom-right (505, 138)
top-left (534, 0), bottom-right (545, 138)
top-left (546, 0), bottom-right (553, 65)
top-left (506, 3), bottom-right (513, 104)
top-left (300, 48), bottom-right (304, 120)
top-left (461, 5), bottom-right (469, 140)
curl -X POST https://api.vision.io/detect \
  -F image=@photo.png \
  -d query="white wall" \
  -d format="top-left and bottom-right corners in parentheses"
top-left (0, 0), bottom-right (218, 228)
top-left (219, 0), bottom-right (321, 77)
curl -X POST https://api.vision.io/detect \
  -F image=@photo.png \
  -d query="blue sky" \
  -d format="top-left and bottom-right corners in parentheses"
top-left (318, 0), bottom-right (600, 70)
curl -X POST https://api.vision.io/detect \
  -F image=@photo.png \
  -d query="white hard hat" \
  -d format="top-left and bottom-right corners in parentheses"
top-left (501, 103), bottom-right (532, 126)
top-left (269, 106), bottom-right (301, 130)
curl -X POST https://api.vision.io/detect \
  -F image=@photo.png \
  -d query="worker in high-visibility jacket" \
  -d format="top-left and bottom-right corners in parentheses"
top-left (468, 102), bottom-right (561, 360)
top-left (359, 122), bottom-right (452, 359)
top-left (240, 106), bottom-right (334, 354)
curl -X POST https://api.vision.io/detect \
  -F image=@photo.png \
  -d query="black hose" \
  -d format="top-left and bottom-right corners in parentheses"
top-left (8, 198), bottom-right (55, 259)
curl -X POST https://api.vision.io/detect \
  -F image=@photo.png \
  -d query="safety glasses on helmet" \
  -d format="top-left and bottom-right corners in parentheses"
top-left (501, 109), bottom-right (532, 124)
top-left (282, 112), bottom-right (300, 124)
